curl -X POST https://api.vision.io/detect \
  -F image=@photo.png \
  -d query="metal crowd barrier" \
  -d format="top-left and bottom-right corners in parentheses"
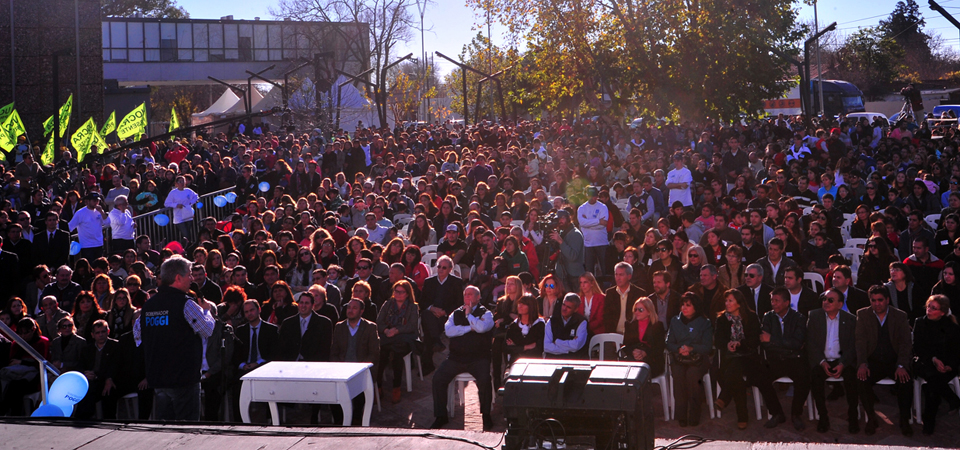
top-left (83, 187), bottom-right (240, 255)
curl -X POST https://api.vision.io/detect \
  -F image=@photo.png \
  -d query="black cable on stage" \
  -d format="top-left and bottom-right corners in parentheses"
top-left (653, 434), bottom-right (712, 450)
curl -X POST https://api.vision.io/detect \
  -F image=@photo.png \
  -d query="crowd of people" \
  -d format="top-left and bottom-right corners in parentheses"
top-left (0, 110), bottom-right (958, 438)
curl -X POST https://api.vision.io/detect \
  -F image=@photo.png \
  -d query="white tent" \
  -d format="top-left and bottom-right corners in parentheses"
top-left (191, 88), bottom-right (240, 126)
top-left (288, 76), bottom-right (380, 129)
top-left (224, 87), bottom-right (265, 115)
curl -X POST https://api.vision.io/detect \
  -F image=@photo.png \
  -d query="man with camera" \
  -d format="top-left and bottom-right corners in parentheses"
top-left (548, 209), bottom-right (585, 291)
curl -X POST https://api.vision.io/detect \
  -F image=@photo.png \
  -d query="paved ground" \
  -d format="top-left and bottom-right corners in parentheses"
top-left (268, 350), bottom-right (959, 449)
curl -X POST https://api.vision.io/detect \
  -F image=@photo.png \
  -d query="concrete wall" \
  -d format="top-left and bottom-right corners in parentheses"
top-left (0, 0), bottom-right (103, 145)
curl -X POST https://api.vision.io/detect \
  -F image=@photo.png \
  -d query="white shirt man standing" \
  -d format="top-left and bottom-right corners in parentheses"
top-left (665, 153), bottom-right (693, 207)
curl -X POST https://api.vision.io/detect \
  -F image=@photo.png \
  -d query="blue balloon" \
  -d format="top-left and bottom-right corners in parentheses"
top-left (259, 181), bottom-right (270, 192)
top-left (32, 403), bottom-right (66, 417)
top-left (47, 371), bottom-right (88, 407)
top-left (195, 201), bottom-right (203, 209)
top-left (213, 195), bottom-right (227, 207)
top-left (69, 241), bottom-right (81, 256)
top-left (225, 192), bottom-right (238, 203)
top-left (154, 213), bottom-right (170, 226)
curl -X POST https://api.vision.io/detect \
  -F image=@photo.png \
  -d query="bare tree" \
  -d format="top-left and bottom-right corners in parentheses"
top-left (271, 0), bottom-right (418, 127)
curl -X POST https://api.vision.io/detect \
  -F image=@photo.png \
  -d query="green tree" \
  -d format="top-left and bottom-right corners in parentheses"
top-left (469, 0), bottom-right (804, 122)
top-left (831, 27), bottom-right (905, 100)
top-left (101, 0), bottom-right (188, 18)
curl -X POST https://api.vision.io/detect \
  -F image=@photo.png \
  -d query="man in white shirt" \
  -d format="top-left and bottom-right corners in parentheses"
top-left (107, 195), bottom-right (136, 252)
top-left (361, 212), bottom-right (389, 244)
top-left (68, 192), bottom-right (107, 260)
top-left (104, 175), bottom-right (130, 210)
top-left (665, 153), bottom-right (693, 207)
top-left (577, 187), bottom-right (609, 277)
top-left (164, 176), bottom-right (199, 245)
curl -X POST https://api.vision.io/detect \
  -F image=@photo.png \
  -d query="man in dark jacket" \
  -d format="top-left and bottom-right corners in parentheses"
top-left (602, 262), bottom-right (647, 334)
top-left (75, 320), bottom-right (121, 419)
top-left (330, 298), bottom-right (380, 425)
top-left (807, 288), bottom-right (859, 434)
top-left (420, 256), bottom-right (464, 374)
top-left (761, 287), bottom-right (810, 431)
top-left (736, 264), bottom-right (773, 322)
top-left (277, 293), bottom-right (332, 362)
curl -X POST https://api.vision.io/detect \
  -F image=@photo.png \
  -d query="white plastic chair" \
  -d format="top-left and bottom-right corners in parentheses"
top-left (394, 214), bottom-right (413, 228)
top-left (843, 213), bottom-right (856, 224)
top-left (588, 333), bottom-right (624, 361)
top-left (757, 377), bottom-right (816, 420)
top-left (844, 238), bottom-right (868, 249)
top-left (420, 244), bottom-right (439, 255)
top-left (421, 253), bottom-right (439, 276)
top-left (510, 220), bottom-right (525, 228)
top-left (925, 214), bottom-right (942, 230)
top-left (814, 376), bottom-right (860, 420)
top-left (838, 248), bottom-right (863, 271)
top-left (667, 354), bottom-right (716, 420)
top-left (402, 352), bottom-right (424, 392)
top-left (804, 272), bottom-right (825, 293)
top-left (446, 372), bottom-right (494, 418)
top-left (913, 375), bottom-right (960, 424)
top-left (863, 378), bottom-right (914, 424)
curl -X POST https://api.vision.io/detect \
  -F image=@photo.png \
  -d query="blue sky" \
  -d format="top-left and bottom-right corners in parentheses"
top-left (174, 0), bottom-right (960, 77)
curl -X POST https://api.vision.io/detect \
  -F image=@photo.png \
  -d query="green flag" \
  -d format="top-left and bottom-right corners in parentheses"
top-left (71, 117), bottom-right (98, 162)
top-left (169, 107), bottom-right (180, 133)
top-left (117, 103), bottom-right (147, 140)
top-left (0, 110), bottom-right (26, 151)
top-left (58, 94), bottom-right (73, 138)
top-left (93, 127), bottom-right (109, 154)
top-left (41, 137), bottom-right (55, 166)
top-left (43, 115), bottom-right (55, 137)
top-left (0, 103), bottom-right (13, 125)
top-left (101, 111), bottom-right (116, 137)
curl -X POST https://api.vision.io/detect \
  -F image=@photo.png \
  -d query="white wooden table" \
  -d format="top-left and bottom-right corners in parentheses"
top-left (238, 361), bottom-right (375, 426)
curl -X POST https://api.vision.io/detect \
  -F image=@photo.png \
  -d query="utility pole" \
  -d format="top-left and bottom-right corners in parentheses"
top-left (930, 1), bottom-right (960, 44)
top-left (804, 22), bottom-right (836, 120)
top-left (814, 0), bottom-right (824, 117)
top-left (416, 0), bottom-right (427, 122)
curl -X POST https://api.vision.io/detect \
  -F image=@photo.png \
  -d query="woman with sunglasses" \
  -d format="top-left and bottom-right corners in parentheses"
top-left (620, 297), bottom-right (665, 378)
top-left (713, 289), bottom-right (785, 430)
top-left (912, 294), bottom-right (960, 434)
top-left (680, 245), bottom-right (707, 289)
top-left (537, 275), bottom-right (566, 319)
top-left (856, 236), bottom-right (897, 290)
top-left (286, 248), bottom-right (318, 293)
top-left (376, 279), bottom-right (420, 403)
top-left (49, 316), bottom-right (83, 372)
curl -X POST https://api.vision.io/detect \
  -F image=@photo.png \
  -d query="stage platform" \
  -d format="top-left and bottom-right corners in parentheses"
top-left (0, 420), bottom-right (945, 450)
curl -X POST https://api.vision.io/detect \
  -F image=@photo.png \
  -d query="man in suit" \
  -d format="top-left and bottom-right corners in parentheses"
top-left (857, 286), bottom-right (914, 436)
top-left (233, 300), bottom-right (279, 422)
top-left (807, 288), bottom-right (859, 434)
top-left (761, 287), bottom-right (811, 431)
top-left (783, 267), bottom-right (820, 316)
top-left (75, 320), bottom-right (121, 419)
top-left (832, 265), bottom-right (869, 314)
top-left (232, 266), bottom-right (258, 301)
top-left (344, 258), bottom-right (383, 302)
top-left (602, 262), bottom-right (647, 334)
top-left (330, 298), bottom-right (380, 425)
top-left (278, 293), bottom-right (333, 363)
top-left (251, 265), bottom-right (280, 304)
top-left (40, 265), bottom-right (81, 313)
top-left (4, 224), bottom-right (31, 282)
top-left (737, 263), bottom-right (773, 321)
top-left (650, 270), bottom-right (682, 325)
top-left (192, 264), bottom-right (223, 304)
top-left (420, 255), bottom-right (464, 375)
top-left (757, 238), bottom-right (797, 287)
top-left (32, 212), bottom-right (69, 270)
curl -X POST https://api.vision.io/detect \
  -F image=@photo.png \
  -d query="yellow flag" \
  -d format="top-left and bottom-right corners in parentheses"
top-left (0, 103), bottom-right (13, 125)
top-left (41, 137), bottom-right (55, 166)
top-left (169, 107), bottom-right (180, 133)
top-left (43, 115), bottom-right (55, 137)
top-left (0, 110), bottom-right (26, 151)
top-left (58, 94), bottom-right (73, 138)
top-left (101, 111), bottom-right (116, 137)
top-left (117, 103), bottom-right (147, 140)
top-left (93, 127), bottom-right (109, 154)
top-left (71, 117), bottom-right (97, 162)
